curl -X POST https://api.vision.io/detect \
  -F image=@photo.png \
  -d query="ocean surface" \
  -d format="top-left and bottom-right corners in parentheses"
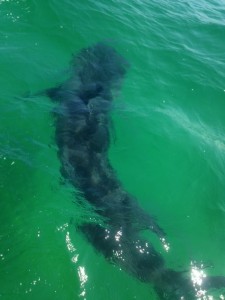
top-left (1, 0), bottom-right (225, 299)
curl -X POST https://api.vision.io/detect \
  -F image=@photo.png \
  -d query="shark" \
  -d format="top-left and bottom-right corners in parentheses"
top-left (45, 42), bottom-right (225, 299)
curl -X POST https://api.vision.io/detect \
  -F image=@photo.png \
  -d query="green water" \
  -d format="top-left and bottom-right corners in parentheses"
top-left (1, 0), bottom-right (225, 299)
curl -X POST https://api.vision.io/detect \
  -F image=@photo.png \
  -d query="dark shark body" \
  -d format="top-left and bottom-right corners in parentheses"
top-left (46, 43), bottom-right (225, 299)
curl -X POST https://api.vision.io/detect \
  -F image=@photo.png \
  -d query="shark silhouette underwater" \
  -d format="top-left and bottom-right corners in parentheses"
top-left (45, 43), bottom-right (225, 299)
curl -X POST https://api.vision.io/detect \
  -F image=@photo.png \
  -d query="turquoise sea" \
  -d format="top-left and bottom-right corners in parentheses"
top-left (1, 0), bottom-right (225, 299)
